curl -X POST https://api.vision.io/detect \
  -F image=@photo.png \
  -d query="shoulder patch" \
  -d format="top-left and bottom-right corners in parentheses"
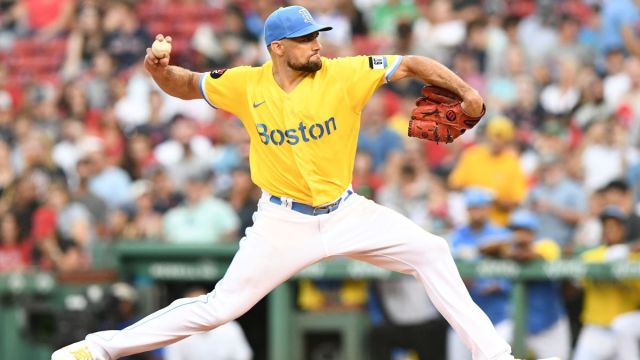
top-left (210, 69), bottom-right (227, 79)
top-left (368, 56), bottom-right (386, 70)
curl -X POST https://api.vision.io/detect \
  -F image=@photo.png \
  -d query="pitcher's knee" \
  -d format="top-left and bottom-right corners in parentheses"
top-left (421, 234), bottom-right (451, 257)
top-left (410, 234), bottom-right (451, 264)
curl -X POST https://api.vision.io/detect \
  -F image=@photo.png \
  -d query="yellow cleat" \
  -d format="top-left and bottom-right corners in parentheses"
top-left (51, 341), bottom-right (94, 360)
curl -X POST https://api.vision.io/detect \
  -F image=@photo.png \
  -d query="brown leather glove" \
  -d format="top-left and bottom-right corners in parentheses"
top-left (408, 85), bottom-right (485, 143)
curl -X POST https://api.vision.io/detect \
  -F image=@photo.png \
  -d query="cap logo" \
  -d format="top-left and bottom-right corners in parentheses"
top-left (299, 8), bottom-right (313, 23)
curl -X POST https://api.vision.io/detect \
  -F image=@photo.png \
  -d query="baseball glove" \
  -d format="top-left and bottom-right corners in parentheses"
top-left (408, 85), bottom-right (485, 143)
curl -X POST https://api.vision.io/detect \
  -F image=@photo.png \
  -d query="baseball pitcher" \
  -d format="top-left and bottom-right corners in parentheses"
top-left (53, 6), bottom-right (545, 360)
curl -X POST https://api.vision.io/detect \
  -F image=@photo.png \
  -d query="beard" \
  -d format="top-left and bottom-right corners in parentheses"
top-left (287, 56), bottom-right (322, 73)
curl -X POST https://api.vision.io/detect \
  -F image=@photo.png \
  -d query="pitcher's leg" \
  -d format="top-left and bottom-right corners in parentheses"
top-left (329, 197), bottom-right (512, 360)
top-left (87, 208), bottom-right (325, 359)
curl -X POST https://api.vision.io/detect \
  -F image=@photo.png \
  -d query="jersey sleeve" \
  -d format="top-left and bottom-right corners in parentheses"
top-left (330, 55), bottom-right (403, 111)
top-left (199, 66), bottom-right (251, 114)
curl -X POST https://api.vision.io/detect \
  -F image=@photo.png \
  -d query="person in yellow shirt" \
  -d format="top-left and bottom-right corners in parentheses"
top-left (53, 6), bottom-right (516, 360)
top-left (573, 205), bottom-right (640, 360)
top-left (448, 116), bottom-right (528, 226)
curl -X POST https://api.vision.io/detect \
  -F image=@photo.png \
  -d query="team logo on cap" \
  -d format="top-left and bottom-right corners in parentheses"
top-left (210, 69), bottom-right (227, 79)
top-left (299, 8), bottom-right (313, 23)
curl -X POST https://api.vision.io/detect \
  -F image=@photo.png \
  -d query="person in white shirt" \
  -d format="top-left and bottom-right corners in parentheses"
top-left (164, 288), bottom-right (253, 360)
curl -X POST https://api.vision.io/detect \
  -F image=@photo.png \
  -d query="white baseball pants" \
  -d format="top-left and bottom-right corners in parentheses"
top-left (448, 319), bottom-right (513, 360)
top-left (611, 311), bottom-right (640, 360)
top-left (85, 192), bottom-right (512, 360)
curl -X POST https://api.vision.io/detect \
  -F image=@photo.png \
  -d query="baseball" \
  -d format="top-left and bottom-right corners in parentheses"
top-left (151, 39), bottom-right (171, 58)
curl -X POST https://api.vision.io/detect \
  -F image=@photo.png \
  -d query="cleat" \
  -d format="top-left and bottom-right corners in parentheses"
top-left (51, 341), bottom-right (94, 360)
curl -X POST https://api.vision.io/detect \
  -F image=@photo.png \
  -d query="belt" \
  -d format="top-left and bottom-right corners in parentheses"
top-left (269, 190), bottom-right (353, 216)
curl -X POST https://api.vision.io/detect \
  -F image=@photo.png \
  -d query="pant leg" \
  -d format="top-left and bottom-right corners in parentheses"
top-left (447, 327), bottom-right (472, 360)
top-left (526, 316), bottom-right (571, 360)
top-left (323, 195), bottom-right (513, 360)
top-left (573, 325), bottom-right (616, 360)
top-left (611, 311), bottom-right (640, 360)
top-left (86, 200), bottom-right (326, 360)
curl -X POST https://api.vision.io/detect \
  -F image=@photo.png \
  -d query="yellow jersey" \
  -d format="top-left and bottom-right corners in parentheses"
top-left (448, 144), bottom-right (528, 225)
top-left (580, 246), bottom-right (640, 326)
top-left (200, 55), bottom-right (403, 206)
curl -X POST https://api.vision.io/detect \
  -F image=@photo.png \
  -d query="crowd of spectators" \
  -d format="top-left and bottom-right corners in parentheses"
top-left (2, 0), bottom-right (640, 358)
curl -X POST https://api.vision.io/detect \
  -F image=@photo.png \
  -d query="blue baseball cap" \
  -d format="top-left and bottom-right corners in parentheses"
top-left (464, 188), bottom-right (494, 208)
top-left (599, 205), bottom-right (627, 222)
top-left (509, 210), bottom-right (539, 232)
top-left (264, 6), bottom-right (333, 46)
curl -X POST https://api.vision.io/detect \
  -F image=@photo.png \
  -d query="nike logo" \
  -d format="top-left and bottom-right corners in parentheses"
top-left (253, 101), bottom-right (266, 108)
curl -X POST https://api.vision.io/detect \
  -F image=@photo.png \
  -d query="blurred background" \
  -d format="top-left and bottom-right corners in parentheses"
top-left (1, 0), bottom-right (640, 359)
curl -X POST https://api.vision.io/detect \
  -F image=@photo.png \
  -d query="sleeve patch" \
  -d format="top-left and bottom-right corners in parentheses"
top-left (368, 56), bottom-right (387, 70)
top-left (210, 69), bottom-right (227, 79)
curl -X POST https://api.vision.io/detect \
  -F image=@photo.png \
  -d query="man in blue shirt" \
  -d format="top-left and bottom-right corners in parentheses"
top-left (357, 92), bottom-right (403, 170)
top-left (600, 0), bottom-right (640, 58)
top-left (448, 188), bottom-right (512, 360)
top-left (528, 154), bottom-right (586, 250)
top-left (505, 211), bottom-right (570, 360)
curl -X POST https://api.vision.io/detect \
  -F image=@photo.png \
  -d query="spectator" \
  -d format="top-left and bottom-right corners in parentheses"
top-left (552, 15), bottom-right (592, 66)
top-left (504, 210), bottom-right (571, 360)
top-left (52, 119), bottom-right (85, 177)
top-left (352, 151), bottom-right (384, 200)
top-left (539, 56), bottom-right (581, 116)
top-left (85, 142), bottom-right (132, 210)
top-left (226, 166), bottom-right (259, 236)
top-left (132, 90), bottom-right (169, 146)
top-left (99, 282), bottom-right (163, 360)
top-left (153, 115), bottom-right (213, 188)
top-left (573, 188), bottom-right (606, 250)
top-left (0, 211), bottom-right (32, 272)
top-left (377, 160), bottom-right (429, 229)
top-left (72, 156), bottom-right (108, 236)
top-left (528, 154), bottom-right (587, 250)
top-left (573, 205), bottom-right (640, 360)
top-left (145, 166), bottom-right (182, 215)
top-left (370, 0), bottom-right (417, 38)
top-left (369, 276), bottom-right (446, 360)
top-left (486, 46), bottom-right (527, 113)
top-left (357, 92), bottom-right (403, 171)
top-left (599, 0), bottom-right (640, 59)
top-left (84, 51), bottom-right (117, 110)
top-left (163, 170), bottom-right (239, 244)
top-left (32, 182), bottom-right (93, 272)
top-left (121, 133), bottom-right (157, 181)
top-left (14, 0), bottom-right (75, 38)
top-left (579, 119), bottom-right (638, 192)
top-left (164, 287), bottom-right (253, 360)
top-left (603, 48), bottom-right (632, 107)
top-left (102, 1), bottom-right (151, 72)
top-left (61, 3), bottom-right (105, 80)
top-left (411, 0), bottom-right (465, 64)
top-left (122, 180), bottom-right (163, 241)
top-left (191, 4), bottom-right (260, 68)
top-left (600, 179), bottom-right (640, 243)
top-left (447, 188), bottom-right (512, 360)
top-left (572, 69), bottom-right (612, 131)
top-left (449, 116), bottom-right (527, 225)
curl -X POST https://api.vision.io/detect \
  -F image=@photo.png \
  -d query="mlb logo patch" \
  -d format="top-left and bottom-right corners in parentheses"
top-left (368, 56), bottom-right (386, 70)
